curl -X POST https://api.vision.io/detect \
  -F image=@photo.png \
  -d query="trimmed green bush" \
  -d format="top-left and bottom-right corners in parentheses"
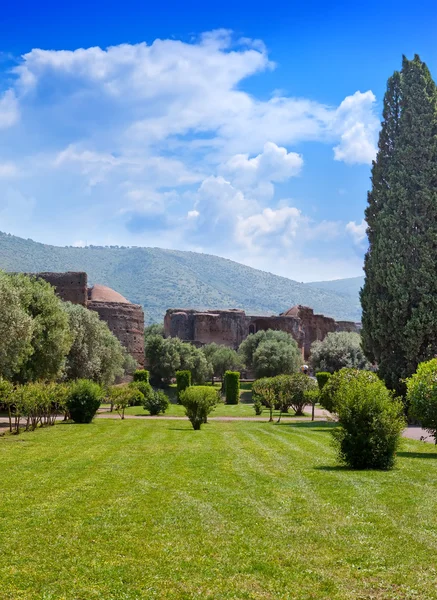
top-left (66, 380), bottom-right (104, 424)
top-left (333, 376), bottom-right (405, 470)
top-left (320, 368), bottom-right (379, 413)
top-left (176, 370), bottom-right (191, 400)
top-left (316, 372), bottom-right (331, 391)
top-left (133, 369), bottom-right (150, 383)
top-left (130, 381), bottom-right (153, 404)
top-left (407, 359), bottom-right (437, 443)
top-left (179, 386), bottom-right (219, 430)
top-left (224, 371), bottom-right (240, 404)
top-left (143, 389), bottom-right (169, 416)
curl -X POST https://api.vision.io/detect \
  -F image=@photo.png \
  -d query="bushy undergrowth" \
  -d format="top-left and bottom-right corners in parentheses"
top-left (407, 359), bottom-right (437, 443)
top-left (143, 389), bottom-right (170, 416)
top-left (133, 369), bottom-right (150, 383)
top-left (66, 380), bottom-right (104, 424)
top-left (179, 386), bottom-right (220, 430)
top-left (252, 374), bottom-right (317, 421)
top-left (331, 371), bottom-right (405, 470)
top-left (176, 370), bottom-right (191, 400)
top-left (320, 368), bottom-right (379, 413)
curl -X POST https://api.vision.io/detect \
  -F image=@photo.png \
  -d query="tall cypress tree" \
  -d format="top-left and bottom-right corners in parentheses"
top-left (361, 55), bottom-right (437, 393)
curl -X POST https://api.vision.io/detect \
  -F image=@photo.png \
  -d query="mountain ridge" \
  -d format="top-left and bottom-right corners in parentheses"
top-left (0, 231), bottom-right (362, 324)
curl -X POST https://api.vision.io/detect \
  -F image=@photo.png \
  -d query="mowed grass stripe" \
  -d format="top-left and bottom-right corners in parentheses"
top-left (1, 420), bottom-right (437, 599)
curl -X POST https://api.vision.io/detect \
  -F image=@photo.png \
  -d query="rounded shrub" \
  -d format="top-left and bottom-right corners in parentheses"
top-left (316, 372), bottom-right (331, 391)
top-left (66, 380), bottom-right (104, 424)
top-left (176, 370), bottom-right (191, 400)
top-left (130, 381), bottom-right (153, 404)
top-left (179, 386), bottom-right (219, 430)
top-left (224, 371), bottom-right (240, 405)
top-left (407, 358), bottom-right (437, 443)
top-left (333, 377), bottom-right (405, 470)
top-left (320, 368), bottom-right (379, 413)
top-left (133, 369), bottom-right (150, 383)
top-left (143, 389), bottom-right (170, 416)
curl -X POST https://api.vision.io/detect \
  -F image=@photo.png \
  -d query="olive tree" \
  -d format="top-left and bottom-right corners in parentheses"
top-left (310, 332), bottom-right (371, 374)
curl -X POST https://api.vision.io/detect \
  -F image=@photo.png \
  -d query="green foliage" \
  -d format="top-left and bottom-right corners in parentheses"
top-left (407, 359), bottom-right (437, 443)
top-left (0, 273), bottom-right (34, 380)
top-left (143, 389), bottom-right (170, 416)
top-left (332, 376), bottom-right (405, 470)
top-left (133, 369), bottom-right (150, 383)
top-left (144, 323), bottom-right (164, 339)
top-left (320, 368), bottom-right (379, 413)
top-left (145, 336), bottom-right (211, 385)
top-left (130, 381), bottom-right (153, 404)
top-left (8, 273), bottom-right (72, 382)
top-left (224, 371), bottom-right (240, 404)
top-left (202, 344), bottom-right (244, 380)
top-left (0, 231), bottom-right (361, 324)
top-left (253, 398), bottom-right (263, 415)
top-left (3, 381), bottom-right (69, 433)
top-left (108, 386), bottom-right (145, 417)
top-left (239, 329), bottom-right (302, 378)
top-left (310, 332), bottom-right (371, 374)
top-left (179, 386), bottom-right (220, 430)
top-left (252, 377), bottom-right (277, 422)
top-left (361, 56), bottom-right (437, 394)
top-left (64, 303), bottom-right (126, 385)
top-left (315, 372), bottom-right (331, 391)
top-left (66, 379), bottom-right (104, 424)
top-left (176, 370), bottom-right (191, 400)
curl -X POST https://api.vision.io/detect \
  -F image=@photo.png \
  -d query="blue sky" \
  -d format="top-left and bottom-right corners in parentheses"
top-left (0, 0), bottom-right (436, 281)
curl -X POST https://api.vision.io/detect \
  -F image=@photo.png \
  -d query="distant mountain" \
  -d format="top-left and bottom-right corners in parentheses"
top-left (0, 231), bottom-right (362, 323)
top-left (307, 276), bottom-right (364, 317)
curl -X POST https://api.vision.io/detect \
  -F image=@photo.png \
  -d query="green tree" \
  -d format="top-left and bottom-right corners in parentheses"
top-left (361, 55), bottom-right (437, 394)
top-left (179, 386), bottom-right (220, 430)
top-left (144, 323), bottom-right (164, 340)
top-left (202, 343), bottom-right (244, 381)
top-left (310, 332), bottom-right (371, 374)
top-left (0, 273), bottom-right (34, 380)
top-left (145, 336), bottom-right (211, 385)
top-left (64, 303), bottom-right (126, 385)
top-left (9, 274), bottom-right (72, 382)
top-left (407, 359), bottom-right (437, 443)
top-left (252, 339), bottom-right (302, 378)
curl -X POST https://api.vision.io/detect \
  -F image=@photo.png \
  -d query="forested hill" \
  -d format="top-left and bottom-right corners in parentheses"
top-left (0, 231), bottom-right (362, 324)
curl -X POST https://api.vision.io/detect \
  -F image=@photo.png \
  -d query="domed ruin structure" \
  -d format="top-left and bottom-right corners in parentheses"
top-left (35, 272), bottom-right (145, 367)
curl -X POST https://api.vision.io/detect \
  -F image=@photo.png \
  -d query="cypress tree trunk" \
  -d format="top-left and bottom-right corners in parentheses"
top-left (361, 55), bottom-right (437, 394)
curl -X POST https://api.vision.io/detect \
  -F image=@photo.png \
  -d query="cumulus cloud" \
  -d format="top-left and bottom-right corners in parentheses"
top-left (0, 31), bottom-right (376, 279)
top-left (0, 90), bottom-right (19, 128)
top-left (332, 91), bottom-right (379, 164)
top-left (346, 219), bottom-right (367, 243)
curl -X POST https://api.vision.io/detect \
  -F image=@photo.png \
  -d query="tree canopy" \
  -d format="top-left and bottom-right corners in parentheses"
top-left (310, 332), bottom-right (371, 374)
top-left (239, 329), bottom-right (302, 378)
top-left (361, 55), bottom-right (437, 393)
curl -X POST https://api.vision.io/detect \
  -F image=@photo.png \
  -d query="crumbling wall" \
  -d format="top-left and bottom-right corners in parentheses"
top-left (89, 301), bottom-right (145, 367)
top-left (37, 272), bottom-right (88, 305)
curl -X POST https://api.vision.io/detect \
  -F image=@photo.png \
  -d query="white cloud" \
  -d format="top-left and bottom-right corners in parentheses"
top-left (0, 90), bottom-right (19, 128)
top-left (332, 91), bottom-right (378, 164)
top-left (0, 162), bottom-right (19, 178)
top-left (346, 219), bottom-right (367, 243)
top-left (0, 31), bottom-right (374, 279)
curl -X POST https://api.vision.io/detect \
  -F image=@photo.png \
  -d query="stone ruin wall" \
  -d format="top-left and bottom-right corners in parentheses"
top-left (35, 271), bottom-right (145, 368)
top-left (88, 301), bottom-right (145, 367)
top-left (164, 306), bottom-right (359, 360)
top-left (34, 272), bottom-right (88, 306)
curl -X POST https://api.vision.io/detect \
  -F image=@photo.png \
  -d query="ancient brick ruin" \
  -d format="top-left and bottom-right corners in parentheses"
top-left (36, 272), bottom-right (145, 367)
top-left (164, 305), bottom-right (359, 360)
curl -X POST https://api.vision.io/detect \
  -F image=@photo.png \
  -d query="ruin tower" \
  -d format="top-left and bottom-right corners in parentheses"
top-left (35, 272), bottom-right (145, 368)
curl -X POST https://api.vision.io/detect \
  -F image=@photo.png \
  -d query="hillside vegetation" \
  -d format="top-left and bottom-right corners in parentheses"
top-left (0, 231), bottom-right (361, 323)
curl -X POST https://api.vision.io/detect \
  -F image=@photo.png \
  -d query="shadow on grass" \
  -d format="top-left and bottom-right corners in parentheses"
top-left (397, 451), bottom-right (437, 459)
top-left (240, 391), bottom-right (252, 404)
top-left (314, 465), bottom-right (353, 471)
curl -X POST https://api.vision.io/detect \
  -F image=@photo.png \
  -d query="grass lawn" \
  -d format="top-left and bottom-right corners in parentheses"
top-left (114, 382), bottom-right (311, 418)
top-left (1, 420), bottom-right (437, 599)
